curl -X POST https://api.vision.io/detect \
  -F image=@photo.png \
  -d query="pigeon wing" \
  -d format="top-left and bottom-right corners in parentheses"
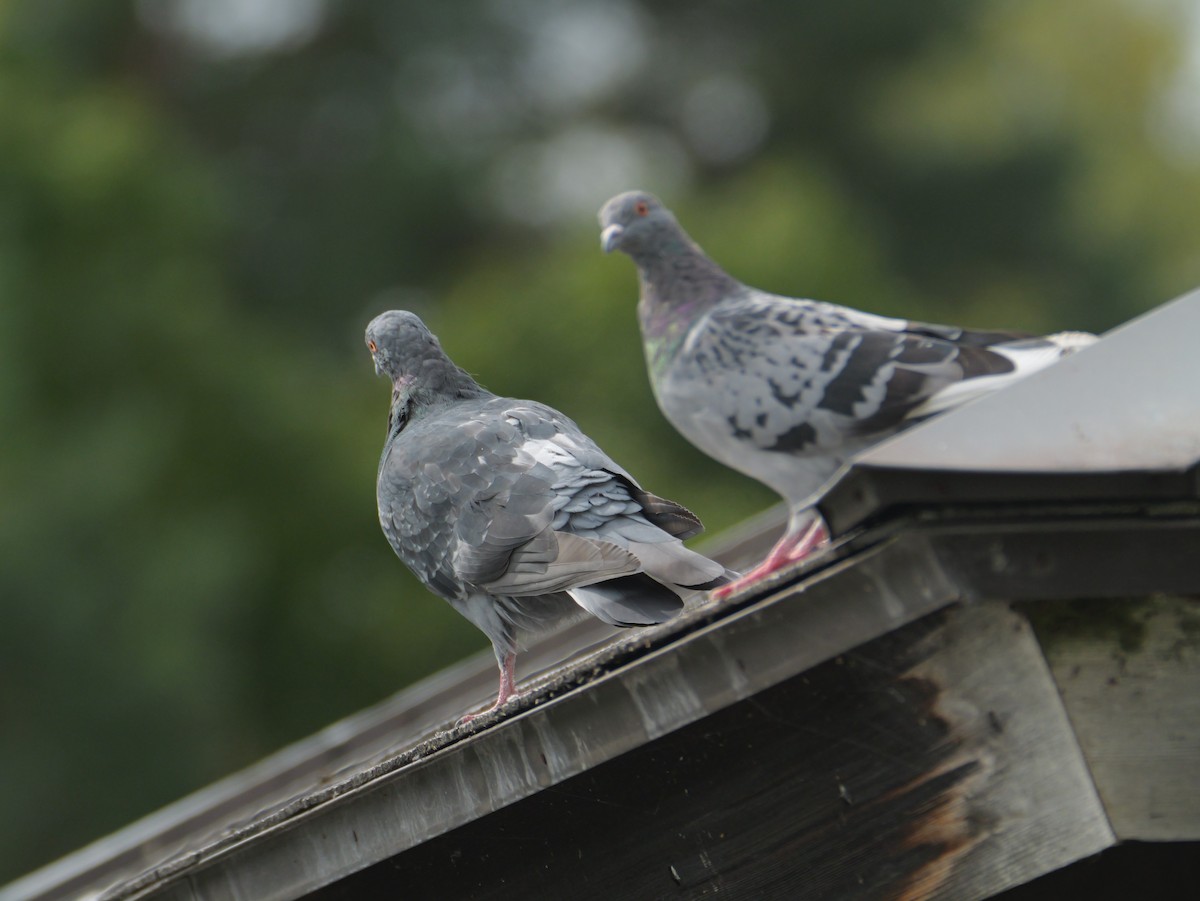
top-left (686, 296), bottom-right (1020, 453)
top-left (513, 402), bottom-right (706, 540)
top-left (449, 403), bottom-right (642, 596)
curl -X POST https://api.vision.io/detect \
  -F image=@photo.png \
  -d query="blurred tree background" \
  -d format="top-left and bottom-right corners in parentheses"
top-left (2, 0), bottom-right (1198, 882)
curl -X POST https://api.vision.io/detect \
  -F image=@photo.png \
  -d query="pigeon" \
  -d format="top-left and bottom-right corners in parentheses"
top-left (366, 310), bottom-right (729, 720)
top-left (599, 190), bottom-right (1095, 599)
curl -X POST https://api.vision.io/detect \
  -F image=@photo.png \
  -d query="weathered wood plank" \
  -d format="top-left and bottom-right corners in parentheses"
top-left (310, 601), bottom-right (1112, 901)
top-left (1029, 595), bottom-right (1200, 841)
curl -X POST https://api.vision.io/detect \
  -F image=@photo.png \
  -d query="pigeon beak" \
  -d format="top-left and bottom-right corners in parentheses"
top-left (600, 224), bottom-right (624, 254)
top-left (373, 356), bottom-right (381, 376)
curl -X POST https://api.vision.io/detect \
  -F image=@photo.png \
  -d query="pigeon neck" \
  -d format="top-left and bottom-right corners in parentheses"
top-left (388, 364), bottom-right (490, 436)
top-left (634, 239), bottom-right (737, 377)
top-left (436, 364), bottom-right (492, 403)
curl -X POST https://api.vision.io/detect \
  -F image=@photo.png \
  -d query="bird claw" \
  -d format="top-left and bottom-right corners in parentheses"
top-left (457, 691), bottom-right (520, 726)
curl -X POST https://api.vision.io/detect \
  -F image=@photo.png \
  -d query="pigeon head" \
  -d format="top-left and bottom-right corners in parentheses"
top-left (598, 191), bottom-right (689, 260)
top-left (365, 310), bottom-right (445, 381)
top-left (365, 310), bottom-right (488, 410)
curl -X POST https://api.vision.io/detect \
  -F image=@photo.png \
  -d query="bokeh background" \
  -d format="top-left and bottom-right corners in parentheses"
top-left (3, 0), bottom-right (1199, 882)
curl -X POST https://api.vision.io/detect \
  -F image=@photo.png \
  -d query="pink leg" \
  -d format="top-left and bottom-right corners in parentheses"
top-left (711, 518), bottom-right (830, 601)
top-left (459, 651), bottom-right (518, 724)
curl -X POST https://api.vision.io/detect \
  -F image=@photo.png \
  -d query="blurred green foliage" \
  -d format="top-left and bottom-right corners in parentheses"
top-left (1, 0), bottom-right (1198, 882)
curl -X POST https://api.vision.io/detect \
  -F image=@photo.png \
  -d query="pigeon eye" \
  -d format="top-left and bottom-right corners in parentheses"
top-left (368, 340), bottom-right (378, 353)
top-left (635, 200), bottom-right (649, 217)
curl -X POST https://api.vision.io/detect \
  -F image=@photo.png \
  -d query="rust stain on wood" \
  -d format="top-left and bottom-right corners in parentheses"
top-left (892, 752), bottom-right (992, 901)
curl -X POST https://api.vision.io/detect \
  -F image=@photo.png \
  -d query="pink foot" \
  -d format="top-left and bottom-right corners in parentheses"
top-left (459, 651), bottom-right (518, 724)
top-left (711, 518), bottom-right (829, 601)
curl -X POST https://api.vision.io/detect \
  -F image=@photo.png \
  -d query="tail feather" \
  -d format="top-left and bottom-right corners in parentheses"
top-left (484, 532), bottom-right (640, 596)
top-left (629, 539), bottom-right (725, 587)
top-left (568, 574), bottom-right (684, 626)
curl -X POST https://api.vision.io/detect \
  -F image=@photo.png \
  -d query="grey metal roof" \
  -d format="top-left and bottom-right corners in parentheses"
top-left (5, 289), bottom-right (1199, 901)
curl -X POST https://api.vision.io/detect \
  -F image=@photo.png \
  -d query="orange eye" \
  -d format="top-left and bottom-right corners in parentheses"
top-left (635, 200), bottom-right (649, 217)
top-left (368, 340), bottom-right (378, 352)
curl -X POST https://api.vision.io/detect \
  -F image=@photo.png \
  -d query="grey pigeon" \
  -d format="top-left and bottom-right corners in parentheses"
top-left (367, 310), bottom-right (728, 719)
top-left (599, 190), bottom-right (1095, 598)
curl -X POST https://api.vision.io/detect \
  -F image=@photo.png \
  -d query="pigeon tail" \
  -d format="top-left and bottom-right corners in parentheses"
top-left (628, 538), bottom-right (726, 587)
top-left (568, 574), bottom-right (685, 627)
top-left (481, 532), bottom-right (641, 596)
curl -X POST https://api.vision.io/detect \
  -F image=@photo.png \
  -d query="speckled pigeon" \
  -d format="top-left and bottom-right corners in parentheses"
top-left (599, 190), bottom-right (1095, 599)
top-left (367, 310), bottom-right (729, 719)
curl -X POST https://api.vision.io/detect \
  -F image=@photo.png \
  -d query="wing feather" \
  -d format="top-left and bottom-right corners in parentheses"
top-left (682, 294), bottom-right (1025, 451)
